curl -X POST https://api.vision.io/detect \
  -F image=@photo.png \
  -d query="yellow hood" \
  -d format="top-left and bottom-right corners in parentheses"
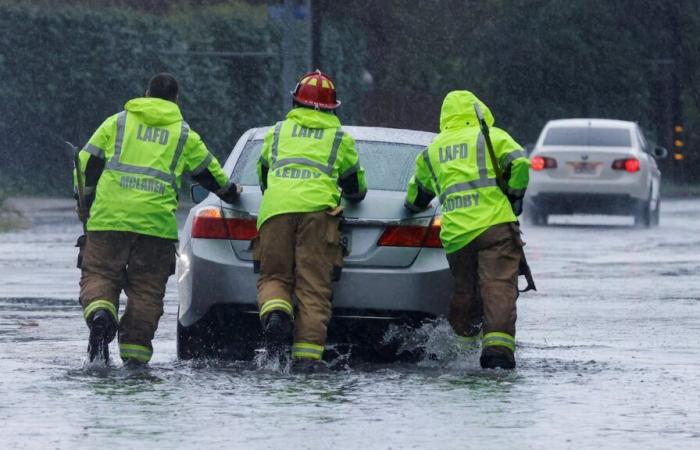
top-left (124, 97), bottom-right (183, 126)
top-left (439, 90), bottom-right (495, 132)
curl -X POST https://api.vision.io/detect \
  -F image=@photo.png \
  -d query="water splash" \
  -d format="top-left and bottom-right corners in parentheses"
top-left (253, 348), bottom-right (292, 374)
top-left (80, 351), bottom-right (113, 371)
top-left (382, 318), bottom-right (481, 368)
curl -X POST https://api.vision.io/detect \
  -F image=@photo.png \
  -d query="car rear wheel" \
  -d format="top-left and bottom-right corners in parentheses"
top-left (652, 196), bottom-right (661, 226)
top-left (634, 194), bottom-right (653, 228)
top-left (527, 205), bottom-right (548, 226)
top-left (177, 307), bottom-right (260, 360)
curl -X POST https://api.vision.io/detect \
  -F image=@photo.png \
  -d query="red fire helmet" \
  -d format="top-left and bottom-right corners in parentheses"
top-left (291, 70), bottom-right (341, 110)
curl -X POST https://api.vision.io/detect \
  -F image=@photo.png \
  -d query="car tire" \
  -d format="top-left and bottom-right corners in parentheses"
top-left (634, 196), bottom-right (652, 228)
top-left (177, 308), bottom-right (260, 360)
top-left (652, 196), bottom-right (661, 226)
top-left (527, 206), bottom-right (548, 226)
top-left (177, 319), bottom-right (198, 360)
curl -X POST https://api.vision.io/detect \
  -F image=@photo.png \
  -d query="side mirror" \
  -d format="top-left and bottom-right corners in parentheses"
top-left (190, 184), bottom-right (209, 204)
top-left (653, 146), bottom-right (668, 159)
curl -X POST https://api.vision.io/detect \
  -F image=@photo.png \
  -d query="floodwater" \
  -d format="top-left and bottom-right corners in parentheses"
top-left (1, 198), bottom-right (700, 449)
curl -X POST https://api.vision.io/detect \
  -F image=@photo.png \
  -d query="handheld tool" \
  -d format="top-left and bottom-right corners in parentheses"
top-left (473, 103), bottom-right (536, 292)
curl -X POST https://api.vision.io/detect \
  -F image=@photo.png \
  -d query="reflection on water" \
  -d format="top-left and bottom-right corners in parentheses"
top-left (2, 294), bottom-right (699, 449)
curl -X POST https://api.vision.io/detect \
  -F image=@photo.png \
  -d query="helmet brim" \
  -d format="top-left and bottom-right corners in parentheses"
top-left (292, 93), bottom-right (341, 111)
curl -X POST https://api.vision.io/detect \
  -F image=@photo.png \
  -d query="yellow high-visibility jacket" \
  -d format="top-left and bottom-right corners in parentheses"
top-left (405, 90), bottom-right (530, 253)
top-left (77, 97), bottom-right (231, 239)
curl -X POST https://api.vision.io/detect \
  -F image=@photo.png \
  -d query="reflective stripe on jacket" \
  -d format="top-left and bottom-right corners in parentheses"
top-left (77, 97), bottom-right (229, 239)
top-left (405, 90), bottom-right (530, 254)
top-left (256, 107), bottom-right (367, 228)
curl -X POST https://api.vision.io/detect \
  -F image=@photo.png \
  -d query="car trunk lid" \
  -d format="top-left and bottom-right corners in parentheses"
top-left (225, 189), bottom-right (438, 268)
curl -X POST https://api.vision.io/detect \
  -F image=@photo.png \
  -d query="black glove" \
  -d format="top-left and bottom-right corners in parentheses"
top-left (75, 234), bottom-right (87, 269)
top-left (508, 195), bottom-right (524, 216)
top-left (218, 182), bottom-right (243, 204)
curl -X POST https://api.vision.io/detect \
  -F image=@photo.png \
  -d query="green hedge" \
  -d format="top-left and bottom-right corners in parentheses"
top-left (0, 2), bottom-right (367, 195)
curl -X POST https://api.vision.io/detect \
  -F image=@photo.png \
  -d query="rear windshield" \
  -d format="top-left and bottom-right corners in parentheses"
top-left (232, 140), bottom-right (424, 191)
top-left (543, 127), bottom-right (632, 147)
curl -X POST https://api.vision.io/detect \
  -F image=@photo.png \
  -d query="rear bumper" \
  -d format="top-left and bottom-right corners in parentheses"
top-left (527, 192), bottom-right (641, 215)
top-left (177, 238), bottom-right (452, 327)
top-left (528, 172), bottom-right (649, 201)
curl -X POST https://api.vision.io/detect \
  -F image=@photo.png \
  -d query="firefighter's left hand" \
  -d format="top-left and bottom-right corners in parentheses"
top-left (509, 195), bottom-right (523, 216)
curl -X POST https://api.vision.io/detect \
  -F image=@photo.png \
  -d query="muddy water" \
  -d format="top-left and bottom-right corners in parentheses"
top-left (1, 198), bottom-right (699, 449)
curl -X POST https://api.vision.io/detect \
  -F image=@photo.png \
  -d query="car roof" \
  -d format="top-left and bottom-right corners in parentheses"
top-left (545, 118), bottom-right (636, 129)
top-left (251, 125), bottom-right (436, 146)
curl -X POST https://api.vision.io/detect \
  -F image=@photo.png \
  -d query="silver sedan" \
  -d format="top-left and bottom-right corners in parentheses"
top-left (526, 118), bottom-right (666, 227)
top-left (176, 126), bottom-right (450, 360)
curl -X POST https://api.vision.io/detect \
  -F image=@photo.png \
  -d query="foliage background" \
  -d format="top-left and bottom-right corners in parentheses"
top-left (0, 0), bottom-right (699, 195)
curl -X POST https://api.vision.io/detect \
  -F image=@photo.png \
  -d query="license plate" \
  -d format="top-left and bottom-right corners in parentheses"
top-left (570, 162), bottom-right (600, 174)
top-left (340, 233), bottom-right (352, 256)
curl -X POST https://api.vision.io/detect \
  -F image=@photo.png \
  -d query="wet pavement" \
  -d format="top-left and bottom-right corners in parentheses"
top-left (1, 197), bottom-right (700, 449)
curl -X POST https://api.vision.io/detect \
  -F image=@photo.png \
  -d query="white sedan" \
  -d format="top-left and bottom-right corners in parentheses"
top-left (525, 118), bottom-right (667, 227)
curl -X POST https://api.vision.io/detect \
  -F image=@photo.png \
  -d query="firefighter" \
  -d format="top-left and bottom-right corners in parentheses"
top-left (76, 73), bottom-right (241, 367)
top-left (255, 70), bottom-right (367, 371)
top-left (404, 90), bottom-right (530, 369)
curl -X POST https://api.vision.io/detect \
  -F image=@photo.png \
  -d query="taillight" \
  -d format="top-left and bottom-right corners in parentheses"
top-left (612, 158), bottom-right (640, 173)
top-left (191, 206), bottom-right (257, 240)
top-left (423, 216), bottom-right (442, 248)
top-left (192, 207), bottom-right (228, 239)
top-left (377, 217), bottom-right (442, 248)
top-left (531, 156), bottom-right (557, 171)
top-left (225, 217), bottom-right (258, 240)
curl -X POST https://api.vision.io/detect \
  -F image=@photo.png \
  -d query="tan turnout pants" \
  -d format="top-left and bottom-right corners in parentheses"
top-left (79, 231), bottom-right (176, 363)
top-left (446, 223), bottom-right (521, 355)
top-left (256, 210), bottom-right (343, 360)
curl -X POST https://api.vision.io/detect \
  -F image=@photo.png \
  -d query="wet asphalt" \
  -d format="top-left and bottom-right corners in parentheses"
top-left (1, 197), bottom-right (699, 449)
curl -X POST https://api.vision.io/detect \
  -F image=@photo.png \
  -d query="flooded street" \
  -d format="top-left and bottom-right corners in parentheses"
top-left (2, 198), bottom-right (700, 449)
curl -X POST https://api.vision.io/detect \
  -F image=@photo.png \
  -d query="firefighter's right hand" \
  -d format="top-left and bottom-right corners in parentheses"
top-left (218, 182), bottom-right (243, 204)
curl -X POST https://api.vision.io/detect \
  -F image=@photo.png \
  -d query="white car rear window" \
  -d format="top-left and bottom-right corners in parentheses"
top-left (543, 127), bottom-right (632, 147)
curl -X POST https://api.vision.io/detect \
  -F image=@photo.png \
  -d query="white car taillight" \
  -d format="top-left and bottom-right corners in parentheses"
top-left (531, 156), bottom-right (558, 171)
top-left (611, 158), bottom-right (640, 173)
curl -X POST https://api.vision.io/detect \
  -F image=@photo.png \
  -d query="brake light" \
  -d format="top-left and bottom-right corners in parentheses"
top-left (377, 217), bottom-right (442, 248)
top-left (612, 158), bottom-right (640, 173)
top-left (377, 226), bottom-right (426, 247)
top-left (191, 207), bottom-right (258, 240)
top-left (531, 156), bottom-right (557, 171)
top-left (192, 207), bottom-right (228, 239)
top-left (225, 218), bottom-right (258, 240)
top-left (424, 216), bottom-right (442, 248)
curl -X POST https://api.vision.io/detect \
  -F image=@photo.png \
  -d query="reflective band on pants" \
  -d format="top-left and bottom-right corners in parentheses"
top-left (83, 299), bottom-right (118, 323)
top-left (456, 333), bottom-right (482, 350)
top-left (259, 298), bottom-right (294, 318)
top-left (292, 342), bottom-right (324, 360)
top-left (120, 343), bottom-right (153, 362)
top-left (482, 332), bottom-right (516, 352)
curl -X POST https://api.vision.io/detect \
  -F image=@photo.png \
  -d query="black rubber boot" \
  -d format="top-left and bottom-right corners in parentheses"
top-left (263, 311), bottom-right (293, 355)
top-left (292, 359), bottom-right (329, 374)
top-left (87, 309), bottom-right (117, 364)
top-left (122, 358), bottom-right (148, 370)
top-left (480, 347), bottom-right (516, 370)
